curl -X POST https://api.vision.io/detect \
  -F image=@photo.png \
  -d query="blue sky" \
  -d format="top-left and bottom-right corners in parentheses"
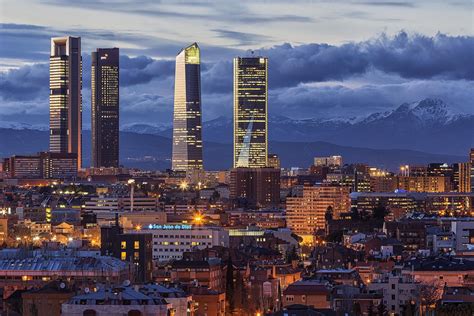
top-left (0, 0), bottom-right (473, 127)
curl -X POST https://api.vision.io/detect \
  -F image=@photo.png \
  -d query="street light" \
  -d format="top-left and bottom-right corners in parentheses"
top-left (128, 179), bottom-right (135, 212)
top-left (179, 181), bottom-right (189, 191)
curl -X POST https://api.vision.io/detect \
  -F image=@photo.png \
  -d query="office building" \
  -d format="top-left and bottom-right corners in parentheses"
top-left (49, 36), bottom-right (82, 169)
top-left (267, 153), bottom-right (281, 169)
top-left (100, 217), bottom-right (153, 282)
top-left (230, 167), bottom-right (280, 208)
top-left (397, 175), bottom-right (451, 192)
top-left (137, 224), bottom-right (229, 262)
top-left (40, 152), bottom-right (78, 179)
top-left (286, 185), bottom-right (351, 243)
top-left (172, 43), bottom-right (203, 171)
top-left (91, 48), bottom-right (119, 168)
top-left (471, 149), bottom-right (474, 192)
top-left (233, 56), bottom-right (268, 168)
top-left (3, 152), bottom-right (77, 179)
top-left (84, 196), bottom-right (160, 220)
top-left (314, 155), bottom-right (343, 167)
top-left (455, 162), bottom-right (471, 193)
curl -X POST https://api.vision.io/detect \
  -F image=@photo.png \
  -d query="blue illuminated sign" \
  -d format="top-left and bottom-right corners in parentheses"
top-left (147, 224), bottom-right (192, 230)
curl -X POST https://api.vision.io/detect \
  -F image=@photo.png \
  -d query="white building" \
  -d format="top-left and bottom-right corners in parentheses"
top-left (84, 196), bottom-right (160, 220)
top-left (131, 224), bottom-right (229, 262)
top-left (451, 219), bottom-right (474, 251)
top-left (368, 273), bottom-right (419, 315)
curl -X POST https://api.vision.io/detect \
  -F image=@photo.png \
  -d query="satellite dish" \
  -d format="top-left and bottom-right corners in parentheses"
top-left (84, 287), bottom-right (90, 293)
top-left (123, 280), bottom-right (131, 287)
top-left (60, 282), bottom-right (66, 289)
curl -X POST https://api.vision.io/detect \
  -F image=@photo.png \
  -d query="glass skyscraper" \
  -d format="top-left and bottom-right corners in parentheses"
top-left (91, 48), bottom-right (120, 168)
top-left (49, 36), bottom-right (82, 169)
top-left (233, 57), bottom-right (268, 168)
top-left (172, 43), bottom-right (203, 171)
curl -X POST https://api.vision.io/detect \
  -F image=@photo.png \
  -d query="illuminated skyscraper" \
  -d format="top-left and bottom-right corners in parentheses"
top-left (233, 57), bottom-right (268, 168)
top-left (470, 148), bottom-right (474, 192)
top-left (91, 48), bottom-right (120, 168)
top-left (49, 36), bottom-right (82, 169)
top-left (172, 43), bottom-right (203, 171)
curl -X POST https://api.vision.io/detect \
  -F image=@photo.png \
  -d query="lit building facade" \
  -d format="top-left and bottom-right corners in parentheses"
top-left (172, 43), bottom-right (203, 171)
top-left (455, 162), bottom-right (471, 193)
top-left (314, 155), bottom-right (342, 167)
top-left (91, 48), bottom-right (119, 168)
top-left (286, 185), bottom-right (351, 243)
top-left (3, 152), bottom-right (77, 179)
top-left (471, 149), bottom-right (474, 193)
top-left (49, 36), bottom-right (82, 169)
top-left (136, 225), bottom-right (229, 262)
top-left (233, 57), bottom-right (268, 168)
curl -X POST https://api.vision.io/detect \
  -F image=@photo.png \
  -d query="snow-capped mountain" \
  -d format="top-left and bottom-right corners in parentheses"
top-left (4, 99), bottom-right (469, 158)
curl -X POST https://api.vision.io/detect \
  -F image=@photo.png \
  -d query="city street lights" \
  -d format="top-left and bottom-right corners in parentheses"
top-left (128, 179), bottom-right (135, 212)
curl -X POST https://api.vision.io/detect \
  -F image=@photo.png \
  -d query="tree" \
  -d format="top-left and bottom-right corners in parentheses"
top-left (325, 206), bottom-right (334, 221)
top-left (225, 257), bottom-right (235, 313)
top-left (285, 246), bottom-right (299, 264)
top-left (377, 302), bottom-right (388, 316)
top-left (367, 303), bottom-right (376, 316)
top-left (373, 204), bottom-right (388, 219)
top-left (417, 281), bottom-right (443, 315)
top-left (401, 302), bottom-right (416, 316)
top-left (350, 206), bottom-right (360, 220)
top-left (353, 302), bottom-right (362, 316)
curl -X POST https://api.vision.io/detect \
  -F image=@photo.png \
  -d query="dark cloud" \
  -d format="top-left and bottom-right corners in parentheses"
top-left (358, 1), bottom-right (415, 7)
top-left (0, 31), bottom-right (472, 127)
top-left (212, 29), bottom-right (272, 46)
top-left (120, 56), bottom-right (175, 86)
top-left (0, 63), bottom-right (49, 100)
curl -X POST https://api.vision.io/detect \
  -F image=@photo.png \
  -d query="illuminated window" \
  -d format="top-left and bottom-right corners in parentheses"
top-left (121, 241), bottom-right (126, 249)
top-left (121, 252), bottom-right (127, 261)
top-left (134, 241), bottom-right (140, 249)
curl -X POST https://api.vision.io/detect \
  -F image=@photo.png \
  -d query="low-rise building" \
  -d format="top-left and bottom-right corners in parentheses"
top-left (282, 280), bottom-right (332, 309)
top-left (61, 286), bottom-right (171, 316)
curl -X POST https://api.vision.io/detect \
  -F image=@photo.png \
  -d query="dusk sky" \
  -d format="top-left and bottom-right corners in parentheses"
top-left (0, 0), bottom-right (473, 128)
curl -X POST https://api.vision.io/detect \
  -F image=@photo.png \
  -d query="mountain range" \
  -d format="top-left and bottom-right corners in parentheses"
top-left (0, 99), bottom-right (471, 170)
top-left (123, 98), bottom-right (474, 157)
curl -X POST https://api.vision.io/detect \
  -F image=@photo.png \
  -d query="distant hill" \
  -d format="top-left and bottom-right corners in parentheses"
top-left (123, 98), bottom-right (474, 156)
top-left (0, 129), bottom-right (465, 171)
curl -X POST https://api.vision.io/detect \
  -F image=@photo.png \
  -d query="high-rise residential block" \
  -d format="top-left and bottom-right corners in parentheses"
top-left (49, 36), bottom-right (82, 169)
top-left (470, 149), bottom-right (474, 193)
top-left (233, 57), bottom-right (268, 168)
top-left (286, 185), bottom-right (351, 243)
top-left (172, 43), bottom-right (203, 171)
top-left (91, 48), bottom-right (120, 168)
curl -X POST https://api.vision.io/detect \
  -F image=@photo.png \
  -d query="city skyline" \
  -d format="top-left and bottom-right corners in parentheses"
top-left (1, 2), bottom-right (474, 315)
top-left (0, 0), bottom-right (473, 133)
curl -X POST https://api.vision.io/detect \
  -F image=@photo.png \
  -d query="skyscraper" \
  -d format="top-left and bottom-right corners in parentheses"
top-left (49, 36), bottom-right (82, 169)
top-left (172, 43), bottom-right (203, 171)
top-left (233, 57), bottom-right (268, 168)
top-left (91, 48), bottom-right (120, 168)
top-left (470, 148), bottom-right (474, 192)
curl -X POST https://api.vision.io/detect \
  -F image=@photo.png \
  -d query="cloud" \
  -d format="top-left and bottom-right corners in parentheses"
top-left (212, 29), bottom-right (272, 46)
top-left (358, 1), bottom-right (415, 7)
top-left (0, 63), bottom-right (49, 100)
top-left (269, 79), bottom-right (474, 119)
top-left (0, 31), bottom-right (472, 128)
